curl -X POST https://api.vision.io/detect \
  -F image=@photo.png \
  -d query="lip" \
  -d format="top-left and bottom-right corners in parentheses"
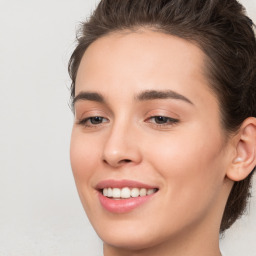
top-left (98, 191), bottom-right (156, 213)
top-left (95, 179), bottom-right (157, 190)
top-left (96, 179), bottom-right (158, 213)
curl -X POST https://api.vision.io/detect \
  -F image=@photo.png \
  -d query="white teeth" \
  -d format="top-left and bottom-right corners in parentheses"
top-left (121, 187), bottom-right (131, 198)
top-left (131, 188), bottom-right (140, 197)
top-left (103, 188), bottom-right (108, 196)
top-left (147, 189), bottom-right (155, 195)
top-left (107, 188), bottom-right (113, 197)
top-left (112, 188), bottom-right (121, 198)
top-left (102, 187), bottom-right (157, 198)
top-left (139, 188), bottom-right (147, 197)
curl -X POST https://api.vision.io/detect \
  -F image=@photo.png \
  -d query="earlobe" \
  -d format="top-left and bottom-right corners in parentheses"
top-left (227, 117), bottom-right (256, 182)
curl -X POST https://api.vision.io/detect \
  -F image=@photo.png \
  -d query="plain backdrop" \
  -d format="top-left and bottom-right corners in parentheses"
top-left (0, 0), bottom-right (255, 255)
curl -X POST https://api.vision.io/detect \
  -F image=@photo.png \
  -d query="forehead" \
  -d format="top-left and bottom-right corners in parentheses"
top-left (75, 29), bottom-right (216, 106)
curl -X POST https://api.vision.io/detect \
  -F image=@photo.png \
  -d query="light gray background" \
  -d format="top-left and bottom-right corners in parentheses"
top-left (0, 0), bottom-right (255, 255)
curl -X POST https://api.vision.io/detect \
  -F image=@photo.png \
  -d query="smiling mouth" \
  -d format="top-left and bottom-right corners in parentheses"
top-left (100, 187), bottom-right (159, 199)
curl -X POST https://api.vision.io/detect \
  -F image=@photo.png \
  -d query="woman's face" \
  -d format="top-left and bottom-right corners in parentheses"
top-left (70, 30), bottom-right (232, 250)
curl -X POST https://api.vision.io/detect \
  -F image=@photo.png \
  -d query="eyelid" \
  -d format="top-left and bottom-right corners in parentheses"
top-left (144, 109), bottom-right (180, 119)
top-left (145, 115), bottom-right (179, 124)
top-left (75, 108), bottom-right (108, 120)
top-left (75, 109), bottom-right (110, 128)
top-left (144, 109), bottom-right (180, 128)
top-left (76, 116), bottom-right (109, 130)
top-left (79, 116), bottom-right (108, 124)
top-left (74, 102), bottom-right (113, 119)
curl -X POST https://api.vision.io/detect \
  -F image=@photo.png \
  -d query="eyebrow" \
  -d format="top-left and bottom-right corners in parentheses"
top-left (73, 89), bottom-right (194, 106)
top-left (135, 90), bottom-right (194, 105)
top-left (73, 91), bottom-right (105, 106)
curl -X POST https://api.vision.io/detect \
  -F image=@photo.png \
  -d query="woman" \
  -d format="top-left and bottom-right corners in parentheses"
top-left (69, 0), bottom-right (256, 255)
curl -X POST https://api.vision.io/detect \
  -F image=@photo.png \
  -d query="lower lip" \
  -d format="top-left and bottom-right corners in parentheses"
top-left (98, 192), bottom-right (156, 213)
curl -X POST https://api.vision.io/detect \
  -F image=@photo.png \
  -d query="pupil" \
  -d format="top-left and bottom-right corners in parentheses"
top-left (91, 117), bottom-right (103, 124)
top-left (155, 116), bottom-right (168, 124)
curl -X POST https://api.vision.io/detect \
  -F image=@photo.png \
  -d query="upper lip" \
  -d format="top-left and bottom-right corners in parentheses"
top-left (95, 179), bottom-right (158, 190)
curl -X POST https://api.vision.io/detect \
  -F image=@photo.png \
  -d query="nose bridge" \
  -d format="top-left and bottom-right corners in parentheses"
top-left (102, 114), bottom-right (141, 167)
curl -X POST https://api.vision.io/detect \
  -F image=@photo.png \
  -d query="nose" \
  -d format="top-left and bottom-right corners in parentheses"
top-left (102, 121), bottom-right (142, 168)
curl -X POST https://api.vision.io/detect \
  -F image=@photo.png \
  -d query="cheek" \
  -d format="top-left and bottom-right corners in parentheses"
top-left (145, 125), bottom-right (226, 206)
top-left (70, 129), bottom-right (100, 185)
top-left (70, 129), bottom-right (105, 218)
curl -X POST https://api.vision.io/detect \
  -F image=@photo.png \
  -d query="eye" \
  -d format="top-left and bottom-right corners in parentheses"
top-left (152, 116), bottom-right (169, 124)
top-left (146, 116), bottom-right (179, 126)
top-left (89, 116), bottom-right (105, 124)
top-left (78, 116), bottom-right (109, 127)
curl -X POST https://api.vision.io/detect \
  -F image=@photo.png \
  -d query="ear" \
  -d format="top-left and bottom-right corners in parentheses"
top-left (226, 117), bottom-right (256, 182)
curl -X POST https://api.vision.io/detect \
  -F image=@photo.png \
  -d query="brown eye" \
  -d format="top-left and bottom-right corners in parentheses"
top-left (148, 116), bottom-right (179, 125)
top-left (154, 116), bottom-right (169, 124)
top-left (78, 116), bottom-right (109, 127)
top-left (90, 116), bottom-right (104, 124)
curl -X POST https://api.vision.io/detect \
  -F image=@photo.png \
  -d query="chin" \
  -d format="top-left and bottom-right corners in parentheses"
top-left (90, 216), bottom-right (173, 252)
top-left (99, 230), bottom-right (160, 251)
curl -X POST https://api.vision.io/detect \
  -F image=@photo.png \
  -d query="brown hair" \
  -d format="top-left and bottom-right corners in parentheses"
top-left (68, 0), bottom-right (256, 233)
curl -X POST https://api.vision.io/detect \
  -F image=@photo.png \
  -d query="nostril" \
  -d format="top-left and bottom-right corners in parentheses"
top-left (122, 159), bottom-right (131, 163)
top-left (117, 159), bottom-right (132, 165)
top-left (102, 158), bottom-right (132, 167)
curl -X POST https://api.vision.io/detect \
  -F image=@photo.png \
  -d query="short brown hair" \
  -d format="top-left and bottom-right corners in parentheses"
top-left (68, 0), bottom-right (256, 233)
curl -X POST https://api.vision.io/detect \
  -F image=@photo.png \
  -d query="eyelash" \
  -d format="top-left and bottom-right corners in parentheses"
top-left (77, 116), bottom-right (109, 127)
top-left (146, 116), bottom-right (179, 126)
top-left (77, 115), bottom-right (179, 128)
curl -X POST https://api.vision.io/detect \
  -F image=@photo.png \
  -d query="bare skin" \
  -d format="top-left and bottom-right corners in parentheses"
top-left (70, 29), bottom-right (256, 256)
